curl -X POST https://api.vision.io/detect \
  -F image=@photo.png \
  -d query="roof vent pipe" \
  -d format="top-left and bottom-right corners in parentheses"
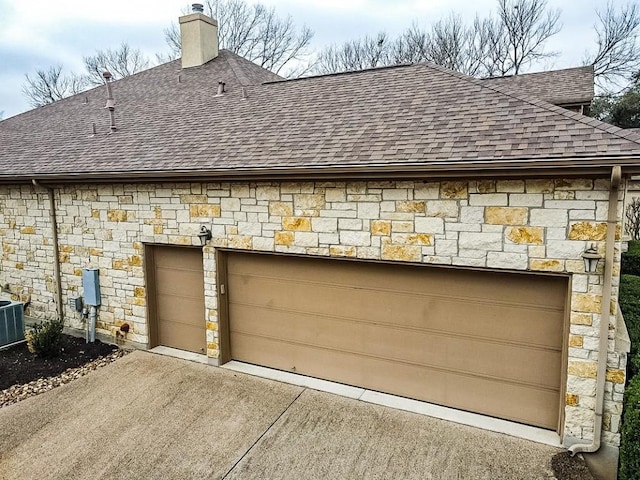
top-left (192, 3), bottom-right (204, 13)
top-left (102, 71), bottom-right (116, 133)
top-left (217, 81), bottom-right (225, 96)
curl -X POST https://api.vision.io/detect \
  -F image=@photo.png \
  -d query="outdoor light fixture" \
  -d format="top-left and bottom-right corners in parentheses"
top-left (582, 243), bottom-right (602, 273)
top-left (198, 225), bottom-right (212, 246)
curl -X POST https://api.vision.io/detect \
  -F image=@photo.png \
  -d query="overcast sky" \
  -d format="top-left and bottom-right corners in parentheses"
top-left (0, 0), bottom-right (615, 119)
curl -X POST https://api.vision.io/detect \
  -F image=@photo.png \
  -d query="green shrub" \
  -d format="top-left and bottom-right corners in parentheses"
top-left (619, 275), bottom-right (640, 380)
top-left (620, 372), bottom-right (640, 480)
top-left (25, 318), bottom-right (64, 358)
top-left (621, 241), bottom-right (640, 276)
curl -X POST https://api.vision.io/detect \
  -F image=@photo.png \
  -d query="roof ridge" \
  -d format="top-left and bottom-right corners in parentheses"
top-left (481, 64), bottom-right (594, 81)
top-left (419, 62), bottom-right (640, 148)
top-left (263, 62), bottom-right (414, 85)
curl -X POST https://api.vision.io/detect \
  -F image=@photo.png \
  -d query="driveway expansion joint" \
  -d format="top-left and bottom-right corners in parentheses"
top-left (219, 388), bottom-right (306, 480)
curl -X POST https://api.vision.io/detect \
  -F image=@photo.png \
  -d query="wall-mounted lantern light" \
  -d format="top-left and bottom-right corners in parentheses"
top-left (582, 243), bottom-right (602, 273)
top-left (198, 225), bottom-right (212, 246)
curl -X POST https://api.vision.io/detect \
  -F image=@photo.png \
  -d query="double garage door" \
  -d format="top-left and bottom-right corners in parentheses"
top-left (223, 252), bottom-right (568, 430)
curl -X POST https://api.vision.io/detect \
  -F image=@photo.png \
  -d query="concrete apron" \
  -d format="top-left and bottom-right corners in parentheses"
top-left (0, 351), bottom-right (562, 480)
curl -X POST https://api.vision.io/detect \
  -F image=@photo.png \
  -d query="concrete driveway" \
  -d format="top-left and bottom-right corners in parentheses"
top-left (0, 351), bottom-right (560, 479)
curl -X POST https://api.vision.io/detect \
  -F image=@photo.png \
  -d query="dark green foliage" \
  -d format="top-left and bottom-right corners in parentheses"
top-left (592, 73), bottom-right (640, 129)
top-left (25, 318), bottom-right (64, 358)
top-left (620, 375), bottom-right (640, 480)
top-left (619, 275), bottom-right (640, 379)
top-left (621, 241), bottom-right (640, 276)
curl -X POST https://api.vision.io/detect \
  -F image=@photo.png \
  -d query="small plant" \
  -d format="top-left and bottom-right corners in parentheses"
top-left (621, 241), bottom-right (640, 277)
top-left (25, 318), bottom-right (64, 358)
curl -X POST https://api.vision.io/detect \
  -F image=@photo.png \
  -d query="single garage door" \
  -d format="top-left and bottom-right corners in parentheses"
top-left (224, 252), bottom-right (567, 430)
top-left (148, 246), bottom-right (206, 354)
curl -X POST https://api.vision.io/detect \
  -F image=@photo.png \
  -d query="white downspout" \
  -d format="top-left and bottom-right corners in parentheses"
top-left (569, 166), bottom-right (622, 456)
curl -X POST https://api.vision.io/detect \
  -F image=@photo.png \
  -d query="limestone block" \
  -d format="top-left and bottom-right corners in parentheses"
top-left (509, 193), bottom-right (543, 207)
top-left (381, 242), bottom-right (421, 262)
top-left (468, 193), bottom-right (508, 206)
top-left (414, 182), bottom-right (440, 199)
top-left (530, 209), bottom-right (568, 227)
top-left (555, 179), bottom-right (593, 190)
top-left (330, 245), bottom-right (356, 257)
top-left (568, 222), bottom-right (608, 241)
top-left (547, 240), bottom-right (586, 259)
top-left (189, 204), bottom-right (221, 218)
top-left (392, 233), bottom-right (433, 246)
top-left (485, 206), bottom-right (528, 225)
top-left (425, 200), bottom-right (458, 218)
top-left (256, 186), bottom-right (280, 200)
top-left (486, 252), bottom-right (527, 270)
top-left (274, 231), bottom-right (294, 246)
top-left (459, 232), bottom-right (502, 251)
top-left (568, 361), bottom-right (598, 378)
top-left (295, 232), bottom-right (319, 247)
top-left (325, 188), bottom-right (346, 202)
top-left (312, 217), bottom-right (338, 233)
top-left (340, 231), bottom-right (371, 246)
top-left (476, 180), bottom-right (496, 193)
top-left (295, 194), bottom-right (325, 210)
top-left (496, 180), bottom-right (524, 193)
top-left (415, 217), bottom-right (444, 234)
top-left (460, 206), bottom-right (484, 223)
top-left (382, 189), bottom-right (408, 200)
top-left (358, 202), bottom-right (380, 219)
top-left (572, 293), bottom-right (602, 313)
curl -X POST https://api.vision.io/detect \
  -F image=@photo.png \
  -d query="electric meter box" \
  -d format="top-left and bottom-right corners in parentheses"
top-left (82, 268), bottom-right (101, 306)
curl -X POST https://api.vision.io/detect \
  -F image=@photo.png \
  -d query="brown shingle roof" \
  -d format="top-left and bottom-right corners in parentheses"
top-left (0, 56), bottom-right (638, 182)
top-left (482, 66), bottom-right (594, 107)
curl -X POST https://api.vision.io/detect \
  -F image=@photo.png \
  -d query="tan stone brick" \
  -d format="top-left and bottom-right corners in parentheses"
top-left (572, 293), bottom-right (602, 313)
top-left (153, 225), bottom-right (163, 234)
top-left (496, 180), bottom-right (524, 193)
top-left (606, 369), bottom-right (626, 384)
top-left (555, 179), bottom-right (593, 190)
top-left (73, 268), bottom-right (83, 276)
top-left (107, 210), bottom-right (128, 222)
top-left (295, 194), bottom-right (325, 210)
top-left (485, 207), bottom-right (528, 225)
top-left (206, 321), bottom-right (218, 331)
top-left (282, 217), bottom-right (311, 231)
top-left (566, 394), bottom-right (579, 406)
top-left (526, 179), bottom-right (554, 193)
top-left (128, 255), bottom-right (143, 266)
top-left (228, 236), bottom-right (253, 249)
top-left (89, 248), bottom-right (103, 256)
top-left (506, 226), bottom-right (543, 244)
top-left (477, 180), bottom-right (496, 193)
top-left (568, 222), bottom-right (607, 241)
top-left (134, 287), bottom-right (145, 298)
top-left (113, 259), bottom-right (126, 270)
top-left (20, 226), bottom-right (36, 234)
top-left (441, 181), bottom-right (468, 199)
top-left (568, 361), bottom-right (598, 378)
top-left (397, 201), bottom-right (425, 213)
top-left (60, 245), bottom-right (74, 253)
top-left (154, 207), bottom-right (162, 219)
top-left (132, 297), bottom-right (146, 306)
top-left (392, 221), bottom-right (413, 232)
top-left (371, 220), bottom-right (391, 236)
top-left (571, 312), bottom-right (593, 325)
top-left (381, 241), bottom-right (421, 262)
top-left (15, 262), bottom-right (23, 270)
top-left (529, 259), bottom-right (564, 272)
top-left (59, 253), bottom-right (70, 263)
top-left (330, 246), bottom-right (356, 257)
top-left (569, 335), bottom-right (583, 348)
top-left (269, 202), bottom-right (293, 216)
top-left (189, 204), bottom-right (221, 218)
top-left (92, 210), bottom-right (100, 218)
top-left (180, 194), bottom-right (207, 204)
top-left (394, 233), bottom-right (433, 245)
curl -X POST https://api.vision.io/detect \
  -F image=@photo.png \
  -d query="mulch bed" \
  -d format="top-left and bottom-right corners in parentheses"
top-left (551, 452), bottom-right (596, 480)
top-left (0, 334), bottom-right (118, 390)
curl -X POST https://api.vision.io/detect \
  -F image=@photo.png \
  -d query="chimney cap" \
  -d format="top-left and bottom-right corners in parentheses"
top-left (102, 71), bottom-right (113, 81)
top-left (192, 3), bottom-right (204, 13)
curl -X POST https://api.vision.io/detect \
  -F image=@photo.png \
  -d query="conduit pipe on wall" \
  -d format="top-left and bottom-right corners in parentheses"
top-left (31, 180), bottom-right (63, 323)
top-left (569, 165), bottom-right (622, 456)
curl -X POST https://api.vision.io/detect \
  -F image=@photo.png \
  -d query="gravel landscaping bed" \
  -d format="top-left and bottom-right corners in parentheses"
top-left (0, 334), bottom-right (130, 408)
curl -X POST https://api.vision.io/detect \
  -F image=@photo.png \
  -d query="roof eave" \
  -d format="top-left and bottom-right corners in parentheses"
top-left (4, 155), bottom-right (640, 185)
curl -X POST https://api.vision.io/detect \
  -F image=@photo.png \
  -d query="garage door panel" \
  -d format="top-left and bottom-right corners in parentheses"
top-left (228, 254), bottom-right (566, 308)
top-left (226, 252), bottom-right (567, 429)
top-left (228, 274), bottom-right (563, 349)
top-left (231, 303), bottom-right (561, 388)
top-left (151, 246), bottom-right (206, 354)
top-left (231, 333), bottom-right (559, 429)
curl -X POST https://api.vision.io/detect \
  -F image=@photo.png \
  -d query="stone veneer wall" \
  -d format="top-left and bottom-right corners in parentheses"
top-left (0, 178), bottom-right (628, 446)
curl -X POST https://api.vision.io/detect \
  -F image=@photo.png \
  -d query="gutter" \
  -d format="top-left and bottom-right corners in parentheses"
top-left (568, 165), bottom-right (622, 456)
top-left (31, 180), bottom-right (63, 324)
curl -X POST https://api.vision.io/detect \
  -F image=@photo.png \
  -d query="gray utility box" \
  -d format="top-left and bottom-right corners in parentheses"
top-left (0, 299), bottom-right (24, 347)
top-left (82, 268), bottom-right (101, 306)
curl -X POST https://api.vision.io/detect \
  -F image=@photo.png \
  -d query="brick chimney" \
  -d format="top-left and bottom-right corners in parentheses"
top-left (179, 4), bottom-right (218, 68)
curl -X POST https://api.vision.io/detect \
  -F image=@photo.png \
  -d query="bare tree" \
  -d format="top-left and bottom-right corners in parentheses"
top-left (164, 0), bottom-right (313, 76)
top-left (585, 1), bottom-right (640, 91)
top-left (22, 66), bottom-right (88, 108)
top-left (83, 43), bottom-right (150, 86)
top-left (626, 198), bottom-right (640, 240)
top-left (486, 0), bottom-right (561, 75)
top-left (315, 33), bottom-right (391, 74)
